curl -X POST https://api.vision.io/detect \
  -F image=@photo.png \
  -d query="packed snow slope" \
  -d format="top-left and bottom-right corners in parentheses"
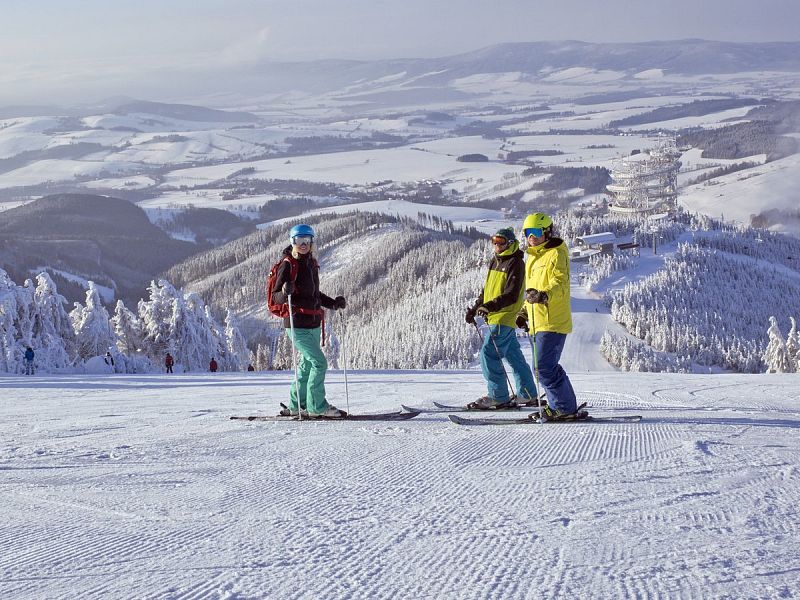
top-left (2, 370), bottom-right (799, 599)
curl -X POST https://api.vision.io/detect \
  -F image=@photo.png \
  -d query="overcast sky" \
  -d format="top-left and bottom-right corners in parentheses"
top-left (2, 0), bottom-right (799, 105)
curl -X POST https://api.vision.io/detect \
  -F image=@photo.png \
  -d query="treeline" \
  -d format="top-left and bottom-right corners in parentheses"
top-left (285, 132), bottom-right (406, 155)
top-left (523, 165), bottom-right (611, 194)
top-left (678, 121), bottom-right (797, 161)
top-left (0, 271), bottom-right (250, 374)
top-left (684, 161), bottom-right (760, 185)
top-left (743, 100), bottom-right (800, 134)
top-left (607, 239), bottom-right (800, 373)
top-left (608, 98), bottom-right (759, 127)
top-left (505, 150), bottom-right (564, 162)
top-left (167, 207), bottom-right (257, 245)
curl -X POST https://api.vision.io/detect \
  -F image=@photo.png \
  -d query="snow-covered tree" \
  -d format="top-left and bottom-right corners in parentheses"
top-left (138, 280), bottom-right (178, 363)
top-left (71, 282), bottom-right (116, 359)
top-left (223, 309), bottom-right (251, 371)
top-left (786, 317), bottom-right (799, 367)
top-left (0, 270), bottom-right (21, 373)
top-left (254, 343), bottom-right (270, 371)
top-left (31, 272), bottom-right (75, 372)
top-left (763, 316), bottom-right (791, 373)
top-left (111, 300), bottom-right (143, 356)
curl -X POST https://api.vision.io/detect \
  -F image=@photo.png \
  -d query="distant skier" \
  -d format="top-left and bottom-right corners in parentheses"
top-left (23, 347), bottom-right (35, 375)
top-left (465, 228), bottom-right (538, 408)
top-left (209, 357), bottom-right (218, 373)
top-left (104, 352), bottom-right (115, 368)
top-left (247, 364), bottom-right (255, 372)
top-left (516, 213), bottom-right (578, 419)
top-left (270, 224), bottom-right (347, 418)
top-left (165, 353), bottom-right (174, 374)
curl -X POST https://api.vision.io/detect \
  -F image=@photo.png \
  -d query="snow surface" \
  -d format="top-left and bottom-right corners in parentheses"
top-left (680, 152), bottom-right (800, 233)
top-left (2, 369), bottom-right (798, 598)
top-left (157, 136), bottom-right (524, 189)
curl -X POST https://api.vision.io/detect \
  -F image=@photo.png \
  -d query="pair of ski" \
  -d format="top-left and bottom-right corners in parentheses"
top-left (230, 406), bottom-right (421, 422)
top-left (403, 401), bottom-right (641, 425)
top-left (448, 411), bottom-right (642, 426)
top-left (402, 400), bottom-right (550, 414)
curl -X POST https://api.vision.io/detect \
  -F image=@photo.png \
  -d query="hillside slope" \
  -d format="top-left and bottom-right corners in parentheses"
top-left (0, 193), bottom-right (198, 305)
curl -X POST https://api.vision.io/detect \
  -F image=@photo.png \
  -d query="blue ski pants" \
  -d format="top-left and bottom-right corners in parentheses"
top-left (480, 324), bottom-right (538, 402)
top-left (533, 331), bottom-right (577, 414)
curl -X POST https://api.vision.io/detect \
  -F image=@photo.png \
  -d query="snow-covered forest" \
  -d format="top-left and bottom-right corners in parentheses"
top-left (0, 270), bottom-right (251, 374)
top-left (164, 211), bottom-right (490, 371)
top-left (4, 205), bottom-right (800, 375)
top-left (597, 215), bottom-right (800, 373)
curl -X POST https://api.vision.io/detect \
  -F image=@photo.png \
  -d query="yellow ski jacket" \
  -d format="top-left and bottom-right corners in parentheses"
top-left (524, 238), bottom-right (572, 334)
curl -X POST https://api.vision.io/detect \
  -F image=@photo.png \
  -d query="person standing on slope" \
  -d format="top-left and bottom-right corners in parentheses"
top-left (465, 228), bottom-right (538, 409)
top-left (271, 224), bottom-right (347, 418)
top-left (165, 353), bottom-right (174, 374)
top-left (24, 346), bottom-right (35, 375)
top-left (516, 213), bottom-right (578, 419)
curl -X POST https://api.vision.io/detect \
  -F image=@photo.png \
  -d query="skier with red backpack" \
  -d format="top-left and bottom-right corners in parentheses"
top-left (268, 224), bottom-right (347, 418)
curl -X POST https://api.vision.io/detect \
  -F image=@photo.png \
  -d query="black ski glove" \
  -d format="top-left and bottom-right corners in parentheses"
top-left (334, 296), bottom-right (347, 310)
top-left (283, 281), bottom-right (295, 295)
top-left (515, 312), bottom-right (529, 332)
top-left (525, 288), bottom-right (548, 305)
top-left (465, 306), bottom-right (477, 324)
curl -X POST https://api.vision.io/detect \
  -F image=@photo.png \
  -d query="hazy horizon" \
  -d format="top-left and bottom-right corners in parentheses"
top-left (2, 0), bottom-right (800, 106)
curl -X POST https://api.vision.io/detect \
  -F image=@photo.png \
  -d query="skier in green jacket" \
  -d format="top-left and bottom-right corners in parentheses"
top-left (466, 228), bottom-right (538, 409)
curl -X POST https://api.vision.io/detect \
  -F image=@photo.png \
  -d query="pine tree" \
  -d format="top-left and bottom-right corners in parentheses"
top-left (71, 282), bottom-right (116, 360)
top-left (763, 316), bottom-right (791, 373)
top-left (138, 280), bottom-right (177, 363)
top-left (786, 317), bottom-right (799, 369)
top-left (0, 269), bottom-right (21, 373)
top-left (223, 309), bottom-right (251, 371)
top-left (254, 343), bottom-right (270, 370)
top-left (111, 300), bottom-right (143, 356)
top-left (32, 272), bottom-right (75, 372)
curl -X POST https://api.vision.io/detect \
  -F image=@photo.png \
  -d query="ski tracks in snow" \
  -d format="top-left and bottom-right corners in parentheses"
top-left (1, 372), bottom-right (799, 598)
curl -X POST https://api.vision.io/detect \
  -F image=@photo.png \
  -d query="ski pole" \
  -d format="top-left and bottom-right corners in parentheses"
top-left (526, 311), bottom-right (544, 423)
top-left (472, 319), bottom-right (516, 399)
top-left (286, 292), bottom-right (302, 421)
top-left (339, 311), bottom-right (350, 415)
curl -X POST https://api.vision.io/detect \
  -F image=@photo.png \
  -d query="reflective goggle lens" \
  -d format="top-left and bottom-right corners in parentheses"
top-left (525, 227), bottom-right (544, 238)
top-left (293, 235), bottom-right (313, 245)
top-left (491, 236), bottom-right (508, 245)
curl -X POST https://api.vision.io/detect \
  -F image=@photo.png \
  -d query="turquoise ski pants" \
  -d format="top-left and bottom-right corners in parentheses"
top-left (286, 326), bottom-right (330, 414)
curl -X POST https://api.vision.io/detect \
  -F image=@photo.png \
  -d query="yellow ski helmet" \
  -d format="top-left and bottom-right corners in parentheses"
top-left (522, 212), bottom-right (553, 237)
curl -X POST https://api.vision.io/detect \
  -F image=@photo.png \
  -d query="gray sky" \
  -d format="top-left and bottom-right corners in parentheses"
top-left (2, 0), bottom-right (799, 105)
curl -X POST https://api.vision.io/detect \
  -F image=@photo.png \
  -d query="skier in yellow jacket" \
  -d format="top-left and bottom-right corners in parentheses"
top-left (515, 213), bottom-right (578, 418)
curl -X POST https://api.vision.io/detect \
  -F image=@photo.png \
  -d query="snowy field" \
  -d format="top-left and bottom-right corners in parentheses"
top-left (2, 369), bottom-right (799, 599)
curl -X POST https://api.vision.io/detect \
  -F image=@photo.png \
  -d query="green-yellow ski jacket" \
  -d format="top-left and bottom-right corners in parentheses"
top-left (473, 241), bottom-right (526, 328)
top-left (524, 237), bottom-right (573, 334)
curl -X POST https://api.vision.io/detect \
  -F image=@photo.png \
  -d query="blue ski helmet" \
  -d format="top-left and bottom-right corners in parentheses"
top-left (289, 224), bottom-right (315, 242)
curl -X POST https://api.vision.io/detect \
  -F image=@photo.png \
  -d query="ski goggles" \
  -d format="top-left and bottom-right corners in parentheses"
top-left (292, 235), bottom-right (313, 246)
top-left (490, 235), bottom-right (509, 246)
top-left (524, 227), bottom-right (544, 238)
